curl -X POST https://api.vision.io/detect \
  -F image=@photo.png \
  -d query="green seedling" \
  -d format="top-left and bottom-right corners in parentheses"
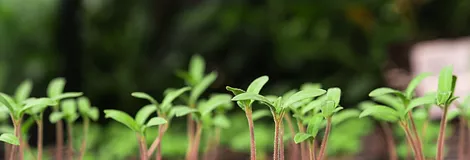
top-left (77, 97), bottom-right (100, 160)
top-left (175, 55), bottom-right (218, 160)
top-left (50, 99), bottom-right (81, 160)
top-left (434, 66), bottom-right (457, 160)
top-left (46, 77), bottom-right (83, 160)
top-left (226, 75), bottom-right (269, 160)
top-left (232, 87), bottom-right (326, 160)
top-left (316, 88), bottom-right (343, 160)
top-left (131, 86), bottom-right (190, 160)
top-left (363, 72), bottom-right (435, 160)
top-left (173, 94), bottom-right (232, 160)
top-left (104, 106), bottom-right (168, 160)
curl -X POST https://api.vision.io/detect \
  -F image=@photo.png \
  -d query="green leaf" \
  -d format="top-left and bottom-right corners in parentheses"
top-left (359, 105), bottom-right (399, 122)
top-left (226, 86), bottom-right (249, 109)
top-left (52, 92), bottom-right (83, 101)
top-left (135, 105), bottom-right (157, 125)
top-left (252, 110), bottom-right (271, 121)
top-left (104, 110), bottom-right (140, 132)
top-left (61, 99), bottom-right (77, 115)
top-left (173, 107), bottom-right (198, 117)
top-left (88, 107), bottom-right (99, 121)
top-left (294, 133), bottom-right (312, 144)
top-left (200, 95), bottom-right (232, 115)
top-left (49, 112), bottom-right (65, 123)
top-left (77, 97), bottom-right (91, 115)
top-left (369, 87), bottom-right (403, 98)
top-left (406, 95), bottom-right (435, 113)
top-left (131, 92), bottom-right (159, 106)
top-left (189, 54), bottom-right (205, 83)
top-left (22, 98), bottom-right (56, 115)
top-left (333, 107), bottom-right (344, 113)
top-left (0, 93), bottom-right (17, 117)
top-left (301, 96), bottom-right (326, 115)
top-left (357, 101), bottom-right (376, 110)
top-left (146, 117), bottom-right (167, 128)
top-left (246, 76), bottom-right (269, 94)
top-left (176, 70), bottom-right (195, 86)
top-left (331, 109), bottom-right (359, 125)
top-left (306, 115), bottom-right (324, 137)
top-left (190, 72), bottom-right (217, 104)
top-left (405, 73), bottom-right (431, 99)
top-left (283, 89), bottom-right (326, 109)
top-left (326, 88), bottom-right (341, 107)
top-left (437, 66), bottom-right (453, 105)
top-left (160, 87), bottom-right (191, 112)
top-left (213, 114), bottom-right (230, 128)
top-left (14, 80), bottom-right (33, 103)
top-left (300, 83), bottom-right (322, 90)
top-left (0, 133), bottom-right (19, 145)
top-left (372, 95), bottom-right (404, 113)
top-left (232, 93), bottom-right (274, 108)
top-left (47, 78), bottom-right (66, 98)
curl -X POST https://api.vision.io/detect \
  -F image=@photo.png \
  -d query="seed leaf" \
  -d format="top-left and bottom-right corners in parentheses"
top-left (406, 95), bottom-right (435, 113)
top-left (294, 133), bottom-right (312, 144)
top-left (359, 105), bottom-right (399, 122)
top-left (331, 109), bottom-right (359, 126)
top-left (369, 87), bottom-right (404, 98)
top-left (372, 95), bottom-right (404, 113)
top-left (160, 87), bottom-right (191, 112)
top-left (135, 105), bottom-right (157, 125)
top-left (61, 99), bottom-right (77, 115)
top-left (301, 96), bottom-right (326, 115)
top-left (14, 80), bottom-right (33, 103)
top-left (405, 73), bottom-right (431, 99)
top-left (246, 76), bottom-right (269, 95)
top-left (77, 97), bottom-right (91, 115)
top-left (436, 66), bottom-right (453, 105)
top-left (300, 83), bottom-right (322, 90)
top-left (306, 115), bottom-right (324, 137)
top-left (232, 93), bottom-right (274, 108)
top-left (0, 93), bottom-right (17, 116)
top-left (104, 110), bottom-right (140, 132)
top-left (190, 72), bottom-right (217, 104)
top-left (0, 133), bottom-right (19, 145)
top-left (131, 92), bottom-right (159, 106)
top-left (283, 89), bottom-right (326, 109)
top-left (47, 78), bottom-right (66, 98)
top-left (52, 92), bottom-right (83, 101)
top-left (252, 110), bottom-right (271, 121)
top-left (21, 98), bottom-right (56, 115)
top-left (49, 112), bottom-right (65, 123)
top-left (146, 117), bottom-right (167, 128)
top-left (88, 107), bottom-right (99, 121)
top-left (326, 88), bottom-right (341, 107)
top-left (189, 55), bottom-right (205, 83)
top-left (173, 107), bottom-right (198, 117)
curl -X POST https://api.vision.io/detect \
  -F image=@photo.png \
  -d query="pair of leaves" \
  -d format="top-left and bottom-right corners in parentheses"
top-left (132, 87), bottom-right (191, 115)
top-left (321, 88), bottom-right (342, 118)
top-left (104, 108), bottom-right (167, 134)
top-left (47, 78), bottom-right (83, 103)
top-left (50, 99), bottom-right (80, 123)
top-left (294, 115), bottom-right (324, 143)
top-left (436, 66), bottom-right (458, 106)
top-left (0, 93), bottom-right (56, 120)
top-left (77, 97), bottom-right (100, 121)
top-left (226, 75), bottom-right (269, 110)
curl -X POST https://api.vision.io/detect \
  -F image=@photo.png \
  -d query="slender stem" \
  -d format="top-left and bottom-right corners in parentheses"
top-left (308, 141), bottom-right (313, 160)
top-left (10, 120), bottom-right (20, 160)
top-left (56, 119), bottom-right (64, 160)
top-left (284, 114), bottom-right (298, 160)
top-left (273, 119), bottom-right (280, 160)
top-left (78, 118), bottom-right (89, 160)
top-left (279, 119), bottom-right (285, 160)
top-left (37, 119), bottom-right (44, 160)
top-left (297, 121), bottom-right (307, 160)
top-left (245, 107), bottom-right (257, 160)
top-left (186, 103), bottom-right (196, 160)
top-left (156, 124), bottom-right (167, 160)
top-left (212, 127), bottom-right (221, 160)
top-left (147, 124), bottom-right (166, 158)
top-left (408, 112), bottom-right (424, 159)
top-left (5, 143), bottom-right (10, 160)
top-left (137, 134), bottom-right (148, 160)
top-left (458, 116), bottom-right (466, 160)
top-left (400, 121), bottom-right (420, 160)
top-left (67, 123), bottom-right (74, 160)
top-left (317, 117), bottom-right (331, 160)
top-left (18, 119), bottom-right (23, 160)
top-left (189, 123), bottom-right (202, 160)
top-left (436, 106), bottom-right (449, 160)
top-left (380, 122), bottom-right (397, 160)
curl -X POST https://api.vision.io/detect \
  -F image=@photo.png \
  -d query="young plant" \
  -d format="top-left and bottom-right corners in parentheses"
top-left (176, 55), bottom-right (217, 159)
top-left (131, 86), bottom-right (190, 160)
top-left (226, 75), bottom-right (269, 160)
top-left (104, 106), bottom-right (168, 160)
top-left (294, 114), bottom-right (324, 160)
top-left (232, 88), bottom-right (326, 160)
top-left (173, 94), bottom-right (232, 160)
top-left (316, 88), bottom-right (344, 160)
top-left (0, 107), bottom-right (14, 160)
top-left (434, 66), bottom-right (457, 160)
top-left (46, 78), bottom-right (83, 160)
top-left (50, 99), bottom-right (81, 160)
top-left (76, 97), bottom-right (100, 160)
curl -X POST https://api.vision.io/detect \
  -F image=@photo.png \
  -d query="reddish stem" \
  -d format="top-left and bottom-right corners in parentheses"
top-left (245, 107), bottom-right (257, 160)
top-left (273, 119), bottom-right (280, 160)
top-left (408, 112), bottom-right (424, 159)
top-left (37, 120), bottom-right (44, 160)
top-left (284, 114), bottom-right (298, 160)
top-left (189, 123), bottom-right (203, 160)
top-left (317, 118), bottom-right (331, 160)
top-left (279, 119), bottom-right (285, 160)
top-left (459, 116), bottom-right (466, 160)
top-left (380, 122), bottom-right (397, 160)
top-left (67, 123), bottom-right (74, 160)
top-left (401, 121), bottom-right (420, 160)
top-left (156, 124), bottom-right (167, 160)
top-left (436, 107), bottom-right (448, 160)
top-left (5, 143), bottom-right (10, 160)
top-left (297, 121), bottom-right (307, 160)
top-left (78, 118), bottom-right (89, 160)
top-left (137, 134), bottom-right (148, 160)
top-left (56, 119), bottom-right (64, 160)
top-left (10, 120), bottom-right (20, 160)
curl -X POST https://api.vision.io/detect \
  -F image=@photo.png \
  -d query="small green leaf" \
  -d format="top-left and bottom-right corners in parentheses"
top-left (199, 95), bottom-right (232, 115)
top-left (21, 98), bottom-right (56, 115)
top-left (0, 93), bottom-right (17, 117)
top-left (160, 87), bottom-right (191, 112)
top-left (14, 80), bottom-right (33, 103)
top-left (357, 101), bottom-right (376, 110)
top-left (369, 87), bottom-right (403, 97)
top-left (104, 110), bottom-right (140, 132)
top-left (333, 107), bottom-right (344, 113)
top-left (232, 93), bottom-right (274, 108)
top-left (176, 70), bottom-right (195, 86)
top-left (438, 66), bottom-right (453, 93)
top-left (52, 92), bottom-right (83, 101)
top-left (405, 73), bottom-right (431, 99)
top-left (283, 89), bottom-right (326, 109)
top-left (131, 92), bottom-right (159, 106)
top-left (331, 109), bottom-right (359, 125)
top-left (213, 114), bottom-right (230, 128)
top-left (251, 110), bottom-right (271, 121)
top-left (88, 107), bottom-right (99, 121)
top-left (146, 117), bottom-right (167, 128)
top-left (226, 86), bottom-right (249, 109)
top-left (173, 107), bottom-right (198, 117)
top-left (47, 78), bottom-right (66, 98)
top-left (61, 99), bottom-right (77, 115)
top-left (306, 115), bottom-right (324, 137)
top-left (189, 55), bottom-right (205, 83)
top-left (300, 83), bottom-right (322, 90)
top-left (406, 95), bottom-right (435, 113)
top-left (373, 95), bottom-right (404, 113)
top-left (77, 97), bottom-right (91, 115)
top-left (0, 133), bottom-right (19, 145)
top-left (326, 88), bottom-right (341, 107)
top-left (359, 105), bottom-right (399, 122)
top-left (301, 96), bottom-right (326, 115)
top-left (294, 133), bottom-right (312, 144)
top-left (135, 105), bottom-right (157, 125)
top-left (49, 112), bottom-right (65, 123)
top-left (246, 76), bottom-right (269, 95)
top-left (190, 72), bottom-right (217, 104)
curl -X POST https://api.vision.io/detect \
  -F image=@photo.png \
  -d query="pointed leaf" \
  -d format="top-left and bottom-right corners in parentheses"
top-left (359, 105), bottom-right (399, 122)
top-left (0, 93), bottom-right (17, 116)
top-left (22, 98), bottom-right (56, 115)
top-left (0, 133), bottom-right (19, 145)
top-left (373, 95), bottom-right (404, 113)
top-left (283, 89), bottom-right (326, 108)
top-left (49, 112), bottom-right (65, 123)
top-left (104, 110), bottom-right (140, 132)
top-left (405, 73), bottom-right (431, 98)
top-left (146, 117), bottom-right (167, 128)
top-left (189, 55), bottom-right (205, 83)
top-left (331, 109), bottom-right (359, 125)
top-left (232, 93), bottom-right (274, 108)
top-left (406, 95), bottom-right (435, 113)
top-left (47, 78), bottom-right (65, 98)
top-left (135, 105), bottom-right (157, 125)
top-left (294, 133), bottom-right (312, 144)
top-left (52, 92), bottom-right (83, 101)
top-left (252, 110), bottom-right (271, 121)
top-left (369, 87), bottom-right (404, 98)
top-left (301, 96), bottom-right (326, 115)
top-left (333, 107), bottom-right (344, 113)
top-left (131, 92), bottom-right (159, 106)
top-left (14, 80), bottom-right (33, 103)
top-left (300, 83), bottom-right (322, 90)
top-left (226, 86), bottom-right (245, 95)
top-left (160, 87), bottom-right (191, 112)
top-left (173, 107), bottom-right (198, 117)
top-left (88, 107), bottom-right (99, 121)
top-left (200, 95), bottom-right (232, 115)
top-left (246, 76), bottom-right (269, 94)
top-left (438, 66), bottom-right (453, 93)
top-left (306, 115), bottom-right (324, 137)
top-left (190, 72), bottom-right (217, 104)
top-left (326, 88), bottom-right (341, 107)
top-left (77, 97), bottom-right (91, 115)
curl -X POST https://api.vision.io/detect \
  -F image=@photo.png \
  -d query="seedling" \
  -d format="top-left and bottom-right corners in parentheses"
top-left (232, 87), bottom-right (326, 160)
top-left (173, 94), bottom-right (232, 160)
top-left (76, 97), bottom-right (100, 160)
top-left (131, 86), bottom-right (190, 160)
top-left (175, 55), bottom-right (218, 159)
top-left (104, 106), bottom-right (168, 160)
top-left (50, 99), bottom-right (81, 160)
top-left (46, 77), bottom-right (83, 160)
top-left (434, 66), bottom-right (457, 160)
top-left (226, 75), bottom-right (269, 160)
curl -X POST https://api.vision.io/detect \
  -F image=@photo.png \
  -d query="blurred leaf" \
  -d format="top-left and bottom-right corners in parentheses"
top-left (284, 89), bottom-right (326, 109)
top-left (294, 133), bottom-right (312, 144)
top-left (77, 97), bottom-right (91, 115)
top-left (190, 72), bottom-right (217, 104)
top-left (135, 105), bottom-right (156, 125)
top-left (0, 93), bottom-right (16, 116)
top-left (47, 78), bottom-right (65, 98)
top-left (189, 55), bottom-right (205, 83)
top-left (173, 107), bottom-right (198, 117)
top-left (61, 99), bottom-right (77, 115)
top-left (252, 110), bottom-right (271, 121)
top-left (232, 93), bottom-right (274, 108)
top-left (405, 73), bottom-right (431, 99)
top-left (104, 110), bottom-right (140, 132)
top-left (359, 105), bottom-right (399, 122)
top-left (213, 114), bottom-right (230, 128)
top-left (52, 92), bottom-right (83, 101)
top-left (131, 92), bottom-right (159, 106)
top-left (14, 80), bottom-right (33, 103)
top-left (0, 133), bottom-right (19, 145)
top-left (146, 117), bottom-right (167, 128)
top-left (406, 95), bottom-right (435, 113)
top-left (88, 107), bottom-right (99, 121)
top-left (160, 87), bottom-right (191, 112)
top-left (369, 87), bottom-right (403, 98)
top-left (200, 94), bottom-right (231, 116)
top-left (49, 112), bottom-right (65, 123)
top-left (326, 88), bottom-right (341, 107)
top-left (331, 109), bottom-right (359, 126)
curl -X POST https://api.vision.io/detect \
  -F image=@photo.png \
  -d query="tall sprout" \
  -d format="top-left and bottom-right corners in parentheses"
top-left (76, 97), bottom-right (100, 160)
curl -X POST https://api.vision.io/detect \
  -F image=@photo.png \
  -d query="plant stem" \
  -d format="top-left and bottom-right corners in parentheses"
top-left (56, 119), bottom-right (64, 160)
top-left (459, 116), bottom-right (466, 160)
top-left (67, 123), bottom-right (74, 160)
top-left (10, 119), bottom-right (20, 160)
top-left (156, 124), bottom-right (167, 160)
top-left (37, 119), bottom-right (44, 160)
top-left (5, 143), bottom-right (10, 160)
top-left (284, 114), bottom-right (298, 160)
top-left (317, 117), bottom-right (331, 160)
top-left (245, 107), bottom-right (257, 160)
top-left (407, 112), bottom-right (424, 159)
top-left (380, 122), bottom-right (397, 160)
top-left (273, 118), bottom-right (281, 160)
top-left (437, 106), bottom-right (449, 160)
top-left (78, 118), bottom-right (89, 160)
top-left (137, 134), bottom-right (148, 160)
top-left (18, 119), bottom-right (24, 160)
top-left (308, 141), bottom-right (316, 160)
top-left (279, 119), bottom-right (285, 160)
top-left (147, 124), bottom-right (167, 158)
top-left (189, 123), bottom-right (203, 160)
top-left (297, 121), bottom-right (307, 160)
top-left (400, 121), bottom-right (420, 160)
top-left (186, 103), bottom-right (196, 160)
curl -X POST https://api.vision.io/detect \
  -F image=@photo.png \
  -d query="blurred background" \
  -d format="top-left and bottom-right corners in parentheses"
top-left (1, 0), bottom-right (470, 159)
